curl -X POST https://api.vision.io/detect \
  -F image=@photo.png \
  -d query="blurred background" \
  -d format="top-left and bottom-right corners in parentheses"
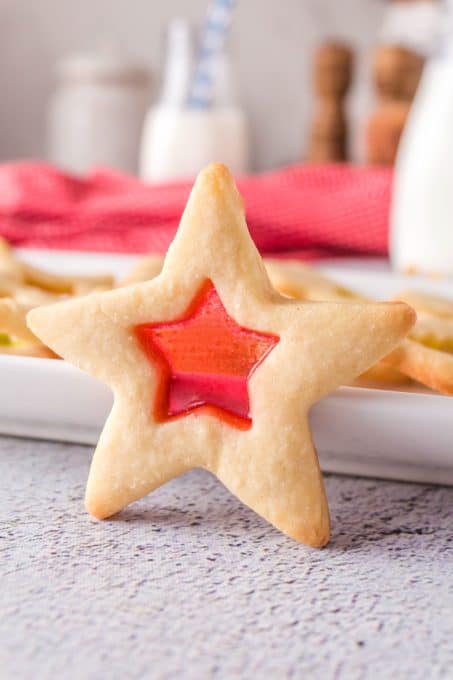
top-left (1, 0), bottom-right (450, 274)
top-left (0, 0), bottom-right (440, 173)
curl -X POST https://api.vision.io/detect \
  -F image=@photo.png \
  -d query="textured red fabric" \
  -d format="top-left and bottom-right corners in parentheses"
top-left (0, 161), bottom-right (392, 258)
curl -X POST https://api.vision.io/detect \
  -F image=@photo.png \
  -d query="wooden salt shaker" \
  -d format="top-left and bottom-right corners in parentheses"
top-left (308, 42), bottom-right (353, 163)
top-left (374, 45), bottom-right (425, 101)
top-left (366, 44), bottom-right (424, 165)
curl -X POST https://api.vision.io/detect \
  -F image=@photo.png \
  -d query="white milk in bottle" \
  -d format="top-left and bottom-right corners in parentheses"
top-left (140, 16), bottom-right (249, 183)
top-left (391, 2), bottom-right (453, 276)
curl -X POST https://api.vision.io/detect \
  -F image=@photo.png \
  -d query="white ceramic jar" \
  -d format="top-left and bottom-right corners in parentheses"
top-left (48, 49), bottom-right (151, 174)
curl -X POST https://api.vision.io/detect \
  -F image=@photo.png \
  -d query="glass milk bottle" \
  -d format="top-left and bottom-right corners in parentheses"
top-left (140, 20), bottom-right (249, 183)
top-left (48, 47), bottom-right (151, 174)
top-left (390, 3), bottom-right (453, 276)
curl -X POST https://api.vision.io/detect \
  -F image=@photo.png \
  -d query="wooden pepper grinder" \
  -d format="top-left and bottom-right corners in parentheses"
top-left (366, 44), bottom-right (424, 165)
top-left (307, 42), bottom-right (354, 163)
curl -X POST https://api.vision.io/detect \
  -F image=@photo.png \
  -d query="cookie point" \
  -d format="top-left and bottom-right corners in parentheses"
top-left (385, 300), bottom-right (417, 336)
top-left (291, 524), bottom-right (330, 548)
top-left (196, 162), bottom-right (236, 191)
top-left (200, 161), bottom-right (232, 178)
top-left (395, 300), bottom-right (417, 329)
top-left (85, 493), bottom-right (110, 520)
top-left (187, 162), bottom-right (244, 218)
top-left (26, 305), bottom-right (46, 336)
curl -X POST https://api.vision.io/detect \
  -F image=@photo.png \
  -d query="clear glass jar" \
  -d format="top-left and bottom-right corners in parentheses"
top-left (48, 49), bottom-right (151, 174)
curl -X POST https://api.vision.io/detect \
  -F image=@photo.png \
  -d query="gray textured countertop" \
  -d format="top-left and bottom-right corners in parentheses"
top-left (1, 435), bottom-right (452, 680)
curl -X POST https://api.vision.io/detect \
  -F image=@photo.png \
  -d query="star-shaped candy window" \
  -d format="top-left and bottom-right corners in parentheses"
top-left (135, 280), bottom-right (279, 429)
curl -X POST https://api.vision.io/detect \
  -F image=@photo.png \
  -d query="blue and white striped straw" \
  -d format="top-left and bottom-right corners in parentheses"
top-left (187, 0), bottom-right (236, 109)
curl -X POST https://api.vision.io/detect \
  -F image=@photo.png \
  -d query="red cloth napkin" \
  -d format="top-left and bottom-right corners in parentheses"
top-left (0, 161), bottom-right (392, 258)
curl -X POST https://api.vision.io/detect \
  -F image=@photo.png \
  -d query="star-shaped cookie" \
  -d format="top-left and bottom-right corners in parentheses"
top-left (28, 163), bottom-right (415, 546)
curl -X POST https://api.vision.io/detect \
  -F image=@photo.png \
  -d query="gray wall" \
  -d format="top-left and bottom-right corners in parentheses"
top-left (0, 0), bottom-right (384, 171)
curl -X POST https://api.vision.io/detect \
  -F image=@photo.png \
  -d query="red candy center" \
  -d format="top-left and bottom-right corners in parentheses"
top-left (135, 280), bottom-right (279, 429)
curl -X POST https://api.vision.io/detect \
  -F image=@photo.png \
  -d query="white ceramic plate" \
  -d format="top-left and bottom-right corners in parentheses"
top-left (1, 249), bottom-right (452, 485)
